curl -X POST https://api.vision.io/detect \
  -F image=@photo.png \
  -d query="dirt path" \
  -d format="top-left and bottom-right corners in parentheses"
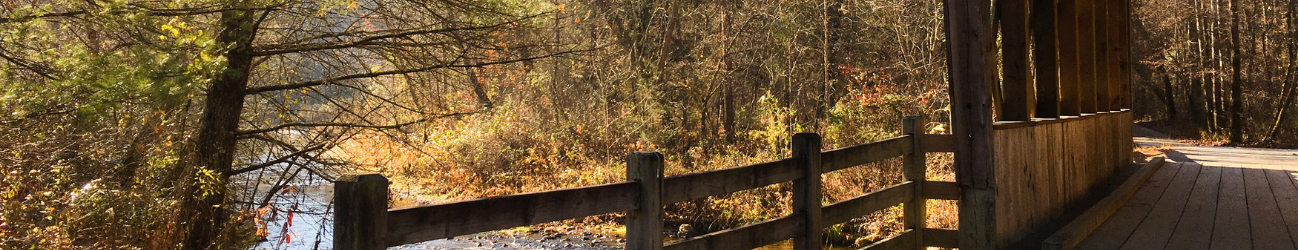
top-left (1133, 130), bottom-right (1298, 169)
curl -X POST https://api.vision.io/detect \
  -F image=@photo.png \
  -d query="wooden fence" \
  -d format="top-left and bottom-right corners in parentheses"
top-left (333, 116), bottom-right (961, 250)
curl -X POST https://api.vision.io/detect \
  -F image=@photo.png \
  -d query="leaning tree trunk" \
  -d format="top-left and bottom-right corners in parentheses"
top-left (182, 8), bottom-right (255, 250)
top-left (1269, 0), bottom-right (1298, 141)
top-left (1229, 0), bottom-right (1244, 143)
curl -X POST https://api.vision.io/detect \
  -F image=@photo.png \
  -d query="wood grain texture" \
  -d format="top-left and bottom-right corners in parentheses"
top-left (1057, 0), bottom-right (1082, 116)
top-left (1033, 0), bottom-right (1060, 118)
top-left (920, 134), bottom-right (956, 152)
top-left (821, 135), bottom-right (912, 173)
top-left (385, 182), bottom-right (638, 246)
top-left (1244, 169), bottom-right (1296, 250)
top-left (1267, 169), bottom-right (1298, 249)
top-left (334, 173), bottom-right (389, 250)
top-left (791, 133), bottom-right (822, 250)
top-left (1164, 164), bottom-right (1222, 250)
top-left (1000, 0), bottom-right (1033, 121)
top-left (923, 181), bottom-right (962, 200)
top-left (992, 110), bottom-right (1132, 246)
top-left (944, 0), bottom-right (996, 247)
top-left (902, 116), bottom-right (926, 249)
top-left (1118, 163), bottom-right (1201, 250)
top-left (1209, 167), bottom-right (1251, 250)
top-left (663, 216), bottom-right (801, 250)
top-left (862, 230), bottom-right (918, 250)
top-left (661, 158), bottom-right (800, 204)
top-left (1075, 162), bottom-right (1180, 250)
top-left (626, 152), bottom-right (665, 250)
top-left (1093, 0), bottom-right (1110, 112)
top-left (1076, 0), bottom-right (1098, 113)
top-left (821, 182), bottom-right (915, 226)
top-left (924, 228), bottom-right (960, 248)
top-left (1041, 158), bottom-right (1166, 250)
top-left (1106, 0), bottom-right (1124, 110)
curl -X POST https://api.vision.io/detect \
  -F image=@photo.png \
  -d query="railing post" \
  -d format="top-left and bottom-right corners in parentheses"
top-left (626, 152), bottom-right (664, 250)
top-left (792, 133), bottom-right (823, 250)
top-left (334, 173), bottom-right (389, 250)
top-left (903, 116), bottom-right (927, 249)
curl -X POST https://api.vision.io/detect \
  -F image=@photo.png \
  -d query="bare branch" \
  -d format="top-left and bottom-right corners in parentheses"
top-left (242, 48), bottom-right (596, 94)
top-left (249, 14), bottom-right (543, 57)
top-left (227, 144), bottom-right (327, 176)
top-left (235, 111), bottom-right (478, 136)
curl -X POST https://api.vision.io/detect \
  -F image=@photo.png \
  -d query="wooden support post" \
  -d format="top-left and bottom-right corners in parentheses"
top-left (942, 0), bottom-right (997, 247)
top-left (1033, 0), bottom-right (1061, 118)
top-left (1094, 0), bottom-right (1111, 112)
top-left (792, 133), bottom-right (823, 250)
top-left (1077, 0), bottom-right (1098, 113)
top-left (1104, 0), bottom-right (1120, 111)
top-left (1058, 0), bottom-right (1082, 116)
top-left (903, 116), bottom-right (927, 249)
top-left (626, 152), bottom-right (665, 250)
top-left (1001, 0), bottom-right (1033, 121)
top-left (334, 173), bottom-right (390, 250)
top-left (1116, 0), bottom-right (1132, 109)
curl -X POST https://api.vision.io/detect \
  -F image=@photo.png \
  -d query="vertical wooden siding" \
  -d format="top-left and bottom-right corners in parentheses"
top-left (991, 111), bottom-right (1133, 246)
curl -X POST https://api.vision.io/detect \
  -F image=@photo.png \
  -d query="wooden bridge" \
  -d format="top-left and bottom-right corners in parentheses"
top-left (325, 0), bottom-right (1298, 249)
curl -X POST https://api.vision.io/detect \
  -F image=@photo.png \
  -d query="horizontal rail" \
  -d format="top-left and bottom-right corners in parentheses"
top-left (923, 228), bottom-right (960, 248)
top-left (862, 229), bottom-right (917, 250)
top-left (922, 181), bottom-right (962, 200)
top-left (821, 135), bottom-right (913, 173)
top-left (662, 158), bottom-right (801, 204)
top-left (822, 182), bottom-right (915, 225)
top-left (384, 182), bottom-right (638, 246)
top-left (992, 109), bottom-right (1131, 130)
top-left (664, 215), bottom-right (803, 250)
top-left (920, 134), bottom-right (956, 152)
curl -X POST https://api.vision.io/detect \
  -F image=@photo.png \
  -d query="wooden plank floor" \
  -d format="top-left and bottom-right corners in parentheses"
top-left (1076, 162), bottom-right (1298, 250)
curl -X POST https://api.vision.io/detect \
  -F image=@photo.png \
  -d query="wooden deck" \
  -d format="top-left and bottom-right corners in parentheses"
top-left (1075, 154), bottom-right (1298, 249)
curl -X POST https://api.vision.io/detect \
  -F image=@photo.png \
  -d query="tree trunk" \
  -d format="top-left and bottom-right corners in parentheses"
top-left (1269, 0), bottom-right (1298, 140)
top-left (183, 8), bottom-right (255, 250)
top-left (722, 0), bottom-right (735, 143)
top-left (1164, 73), bottom-right (1179, 120)
top-left (1229, 0), bottom-right (1244, 143)
top-left (1190, 3), bottom-right (1206, 123)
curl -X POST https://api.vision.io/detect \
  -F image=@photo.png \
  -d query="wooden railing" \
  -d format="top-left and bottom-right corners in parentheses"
top-left (332, 116), bottom-right (961, 250)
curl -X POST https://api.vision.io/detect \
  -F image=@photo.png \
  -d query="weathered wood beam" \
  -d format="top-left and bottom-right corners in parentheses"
top-left (902, 116), bottom-right (927, 249)
top-left (1117, 0), bottom-right (1133, 109)
top-left (1001, 0), bottom-right (1034, 121)
top-left (923, 181), bottom-right (963, 200)
top-left (821, 136), bottom-right (912, 172)
top-left (792, 133), bottom-right (823, 250)
top-left (920, 134), bottom-right (957, 152)
top-left (384, 182), bottom-right (638, 245)
top-left (663, 216), bottom-right (801, 250)
top-left (924, 228), bottom-right (961, 248)
top-left (821, 182), bottom-right (915, 226)
top-left (626, 152), bottom-right (665, 250)
top-left (1033, 0), bottom-right (1061, 118)
top-left (1077, 0), bottom-right (1098, 113)
top-left (1094, 0), bottom-right (1111, 112)
top-left (863, 230), bottom-right (918, 250)
top-left (661, 158), bottom-right (800, 204)
top-left (1041, 158), bottom-right (1166, 250)
top-left (1058, 0), bottom-right (1082, 116)
top-left (334, 173), bottom-right (389, 250)
top-left (943, 0), bottom-right (998, 248)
